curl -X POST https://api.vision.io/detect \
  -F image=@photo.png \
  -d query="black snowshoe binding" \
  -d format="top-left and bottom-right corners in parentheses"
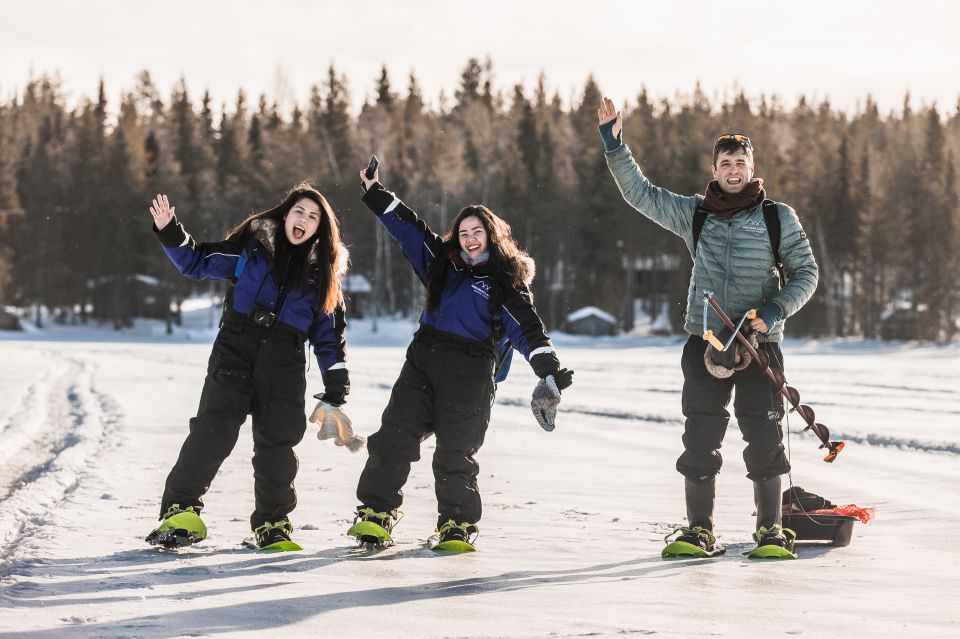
top-left (347, 507), bottom-right (401, 547)
top-left (662, 526), bottom-right (725, 558)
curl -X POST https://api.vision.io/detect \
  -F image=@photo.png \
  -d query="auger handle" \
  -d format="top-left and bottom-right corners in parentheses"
top-left (703, 330), bottom-right (725, 350)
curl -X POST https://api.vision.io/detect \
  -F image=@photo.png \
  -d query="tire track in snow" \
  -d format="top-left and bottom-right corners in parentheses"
top-left (0, 353), bottom-right (121, 567)
top-left (498, 398), bottom-right (959, 455)
top-left (496, 397), bottom-right (682, 425)
top-left (0, 352), bottom-right (70, 497)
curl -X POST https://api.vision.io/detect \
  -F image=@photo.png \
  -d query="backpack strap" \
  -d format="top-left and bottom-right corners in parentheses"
top-left (692, 202), bottom-right (709, 256)
top-left (762, 199), bottom-right (785, 286)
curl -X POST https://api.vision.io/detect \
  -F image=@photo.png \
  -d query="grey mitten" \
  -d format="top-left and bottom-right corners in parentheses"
top-left (531, 374), bottom-right (561, 431)
top-left (310, 400), bottom-right (365, 452)
top-left (704, 328), bottom-right (757, 379)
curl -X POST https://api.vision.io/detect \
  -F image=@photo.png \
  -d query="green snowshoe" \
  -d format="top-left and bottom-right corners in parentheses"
top-left (145, 504), bottom-right (207, 548)
top-left (347, 507), bottom-right (400, 547)
top-left (246, 519), bottom-right (302, 552)
top-left (744, 524), bottom-right (798, 559)
top-left (662, 526), bottom-right (725, 558)
top-left (428, 520), bottom-right (479, 553)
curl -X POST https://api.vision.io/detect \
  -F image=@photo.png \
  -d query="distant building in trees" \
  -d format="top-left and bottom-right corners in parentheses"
top-left (564, 306), bottom-right (618, 336)
top-left (343, 274), bottom-right (373, 318)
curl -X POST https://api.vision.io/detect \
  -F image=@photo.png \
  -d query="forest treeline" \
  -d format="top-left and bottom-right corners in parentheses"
top-left (0, 59), bottom-right (957, 340)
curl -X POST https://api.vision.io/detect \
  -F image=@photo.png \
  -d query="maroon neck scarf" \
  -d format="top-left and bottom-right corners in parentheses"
top-left (703, 178), bottom-right (765, 219)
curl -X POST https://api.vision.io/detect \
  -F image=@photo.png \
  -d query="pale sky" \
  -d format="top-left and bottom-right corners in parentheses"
top-left (3, 0), bottom-right (958, 117)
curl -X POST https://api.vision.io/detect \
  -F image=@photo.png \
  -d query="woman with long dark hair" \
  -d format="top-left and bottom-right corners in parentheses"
top-left (145, 182), bottom-right (353, 551)
top-left (348, 161), bottom-right (573, 551)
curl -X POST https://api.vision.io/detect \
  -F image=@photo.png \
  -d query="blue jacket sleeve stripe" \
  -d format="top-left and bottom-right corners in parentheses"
top-left (363, 184), bottom-right (443, 284)
top-left (376, 213), bottom-right (433, 283)
top-left (500, 284), bottom-right (554, 362)
top-left (310, 306), bottom-right (347, 373)
top-left (155, 218), bottom-right (242, 280)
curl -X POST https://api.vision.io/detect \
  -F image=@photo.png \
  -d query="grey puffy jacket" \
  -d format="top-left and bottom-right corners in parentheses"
top-left (605, 143), bottom-right (818, 342)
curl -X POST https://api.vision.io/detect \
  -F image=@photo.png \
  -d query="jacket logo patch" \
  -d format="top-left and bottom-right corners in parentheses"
top-left (471, 280), bottom-right (491, 300)
top-left (743, 218), bottom-right (767, 236)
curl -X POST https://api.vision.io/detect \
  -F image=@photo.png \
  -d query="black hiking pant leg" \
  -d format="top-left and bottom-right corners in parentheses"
top-left (161, 331), bottom-right (254, 517)
top-left (432, 347), bottom-right (495, 527)
top-left (356, 343), bottom-right (433, 514)
top-left (734, 343), bottom-right (790, 481)
top-left (677, 336), bottom-right (734, 480)
top-left (250, 338), bottom-right (308, 530)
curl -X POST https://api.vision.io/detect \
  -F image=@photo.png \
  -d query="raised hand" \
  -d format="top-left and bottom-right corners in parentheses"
top-left (149, 194), bottom-right (175, 230)
top-left (359, 165), bottom-right (380, 193)
top-left (597, 97), bottom-right (623, 139)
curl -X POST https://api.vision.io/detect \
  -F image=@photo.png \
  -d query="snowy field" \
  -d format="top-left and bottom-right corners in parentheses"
top-left (0, 313), bottom-right (958, 638)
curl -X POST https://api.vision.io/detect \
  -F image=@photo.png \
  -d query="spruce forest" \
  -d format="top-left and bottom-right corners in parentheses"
top-left (1, 59), bottom-right (957, 340)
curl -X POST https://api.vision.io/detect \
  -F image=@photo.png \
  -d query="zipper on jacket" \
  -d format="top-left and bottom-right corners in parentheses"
top-left (721, 219), bottom-right (732, 327)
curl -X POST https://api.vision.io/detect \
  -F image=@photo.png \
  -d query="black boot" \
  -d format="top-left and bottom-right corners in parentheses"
top-left (662, 476), bottom-right (725, 557)
top-left (685, 476), bottom-right (716, 531)
top-left (753, 476), bottom-right (782, 530)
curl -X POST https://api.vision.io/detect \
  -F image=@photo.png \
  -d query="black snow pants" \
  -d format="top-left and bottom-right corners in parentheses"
top-left (676, 335), bottom-right (790, 482)
top-left (160, 309), bottom-right (308, 530)
top-left (357, 326), bottom-right (496, 528)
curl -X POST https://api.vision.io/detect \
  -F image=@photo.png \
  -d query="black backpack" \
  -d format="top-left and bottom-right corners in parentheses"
top-left (692, 199), bottom-right (784, 285)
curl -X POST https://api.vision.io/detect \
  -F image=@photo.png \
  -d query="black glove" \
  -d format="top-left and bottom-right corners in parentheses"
top-left (552, 367), bottom-right (574, 391)
top-left (529, 351), bottom-right (561, 379)
top-left (320, 368), bottom-right (350, 406)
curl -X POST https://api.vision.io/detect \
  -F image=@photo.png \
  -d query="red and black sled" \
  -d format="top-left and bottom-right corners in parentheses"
top-left (782, 487), bottom-right (875, 547)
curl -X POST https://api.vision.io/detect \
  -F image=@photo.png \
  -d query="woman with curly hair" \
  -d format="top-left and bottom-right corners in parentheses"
top-left (347, 160), bottom-right (573, 551)
top-left (145, 182), bottom-right (352, 551)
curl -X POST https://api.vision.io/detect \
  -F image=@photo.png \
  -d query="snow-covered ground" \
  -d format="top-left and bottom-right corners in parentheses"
top-left (0, 311), bottom-right (958, 638)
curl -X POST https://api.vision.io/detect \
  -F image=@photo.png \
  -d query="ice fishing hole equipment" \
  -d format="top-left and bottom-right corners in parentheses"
top-left (701, 292), bottom-right (845, 463)
top-left (702, 294), bottom-right (755, 352)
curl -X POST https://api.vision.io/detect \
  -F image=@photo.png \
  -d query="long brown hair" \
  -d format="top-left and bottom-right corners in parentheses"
top-left (425, 204), bottom-right (534, 311)
top-left (227, 181), bottom-right (348, 315)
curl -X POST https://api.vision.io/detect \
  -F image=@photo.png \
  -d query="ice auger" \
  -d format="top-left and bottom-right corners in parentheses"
top-left (702, 292), bottom-right (845, 463)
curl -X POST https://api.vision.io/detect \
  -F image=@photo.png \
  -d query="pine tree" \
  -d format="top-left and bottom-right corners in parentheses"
top-left (0, 122), bottom-right (22, 300)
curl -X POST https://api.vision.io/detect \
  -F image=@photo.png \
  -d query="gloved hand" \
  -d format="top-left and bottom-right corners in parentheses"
top-left (707, 321), bottom-right (753, 372)
top-left (531, 368), bottom-right (573, 431)
top-left (310, 397), bottom-right (365, 452)
top-left (753, 303), bottom-right (783, 334)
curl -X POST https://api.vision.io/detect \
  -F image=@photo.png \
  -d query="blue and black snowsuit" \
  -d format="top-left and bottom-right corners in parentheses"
top-left (154, 216), bottom-right (348, 530)
top-left (357, 184), bottom-right (562, 527)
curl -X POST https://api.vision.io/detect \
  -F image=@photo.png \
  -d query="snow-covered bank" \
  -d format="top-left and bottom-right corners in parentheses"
top-left (0, 323), bottom-right (958, 637)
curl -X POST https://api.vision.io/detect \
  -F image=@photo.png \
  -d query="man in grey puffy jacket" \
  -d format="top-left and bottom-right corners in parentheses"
top-left (596, 97), bottom-right (818, 558)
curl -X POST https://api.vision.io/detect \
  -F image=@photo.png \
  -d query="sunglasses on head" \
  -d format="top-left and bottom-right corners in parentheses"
top-left (715, 133), bottom-right (752, 147)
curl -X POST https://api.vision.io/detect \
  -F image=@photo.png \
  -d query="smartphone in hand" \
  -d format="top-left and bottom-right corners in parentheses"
top-left (364, 155), bottom-right (380, 179)
top-left (361, 155), bottom-right (380, 193)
